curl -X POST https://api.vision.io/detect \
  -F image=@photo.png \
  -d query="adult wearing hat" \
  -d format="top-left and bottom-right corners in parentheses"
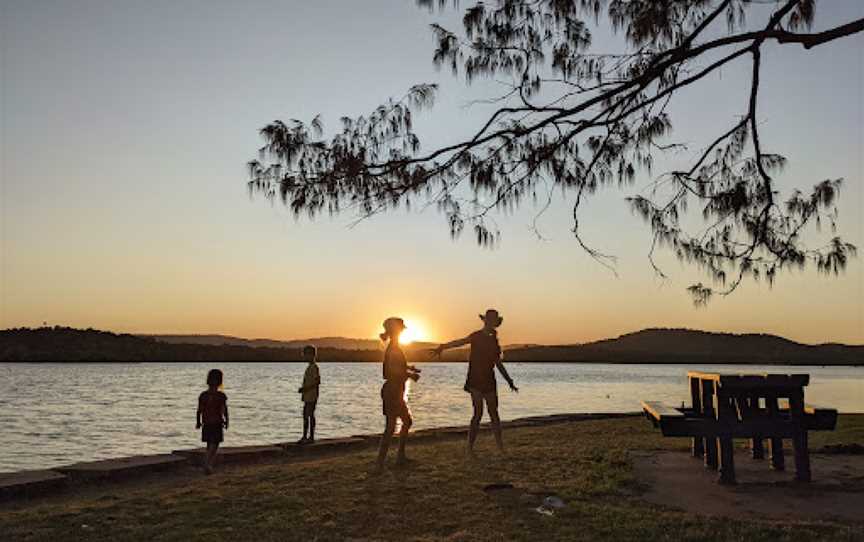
top-left (432, 309), bottom-right (518, 455)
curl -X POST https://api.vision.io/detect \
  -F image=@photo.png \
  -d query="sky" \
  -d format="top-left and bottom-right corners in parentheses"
top-left (1, 0), bottom-right (862, 345)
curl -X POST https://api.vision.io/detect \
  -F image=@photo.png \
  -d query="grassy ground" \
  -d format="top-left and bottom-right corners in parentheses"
top-left (1, 415), bottom-right (862, 542)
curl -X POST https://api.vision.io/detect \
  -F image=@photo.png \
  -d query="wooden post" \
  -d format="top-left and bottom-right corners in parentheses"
top-left (765, 393), bottom-right (785, 471)
top-left (700, 378), bottom-right (718, 470)
top-left (690, 376), bottom-right (704, 459)
top-left (716, 386), bottom-right (736, 484)
top-left (789, 388), bottom-right (812, 482)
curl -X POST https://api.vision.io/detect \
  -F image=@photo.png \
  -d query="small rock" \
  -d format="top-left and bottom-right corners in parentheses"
top-left (543, 495), bottom-right (566, 509)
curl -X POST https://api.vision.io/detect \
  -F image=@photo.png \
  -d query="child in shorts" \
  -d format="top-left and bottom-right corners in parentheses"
top-left (196, 369), bottom-right (229, 474)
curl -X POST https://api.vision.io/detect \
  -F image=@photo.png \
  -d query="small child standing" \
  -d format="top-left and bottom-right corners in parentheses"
top-left (297, 345), bottom-right (320, 444)
top-left (196, 369), bottom-right (228, 474)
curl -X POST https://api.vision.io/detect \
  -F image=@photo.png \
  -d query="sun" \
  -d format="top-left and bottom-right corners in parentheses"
top-left (399, 318), bottom-right (428, 345)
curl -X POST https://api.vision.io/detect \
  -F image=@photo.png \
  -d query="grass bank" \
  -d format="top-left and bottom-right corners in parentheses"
top-left (1, 415), bottom-right (862, 541)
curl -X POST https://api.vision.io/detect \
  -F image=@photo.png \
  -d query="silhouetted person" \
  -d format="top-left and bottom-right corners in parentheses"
top-left (297, 345), bottom-right (320, 444)
top-left (196, 369), bottom-right (229, 474)
top-left (432, 309), bottom-right (517, 455)
top-left (376, 317), bottom-right (421, 470)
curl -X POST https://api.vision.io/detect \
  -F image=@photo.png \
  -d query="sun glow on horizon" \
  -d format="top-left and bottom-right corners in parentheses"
top-left (399, 318), bottom-right (429, 345)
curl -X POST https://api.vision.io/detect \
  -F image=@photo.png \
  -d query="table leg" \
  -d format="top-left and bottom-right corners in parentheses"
top-left (717, 390), bottom-right (736, 485)
top-left (701, 379), bottom-right (718, 470)
top-left (765, 393), bottom-right (785, 471)
top-left (790, 389), bottom-right (812, 482)
top-left (748, 395), bottom-right (765, 460)
top-left (690, 376), bottom-right (704, 459)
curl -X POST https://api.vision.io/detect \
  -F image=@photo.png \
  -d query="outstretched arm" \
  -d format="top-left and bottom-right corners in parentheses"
top-left (495, 360), bottom-right (518, 392)
top-left (431, 335), bottom-right (471, 357)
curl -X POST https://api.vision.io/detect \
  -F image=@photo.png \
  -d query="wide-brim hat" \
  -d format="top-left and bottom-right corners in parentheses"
top-left (479, 309), bottom-right (503, 327)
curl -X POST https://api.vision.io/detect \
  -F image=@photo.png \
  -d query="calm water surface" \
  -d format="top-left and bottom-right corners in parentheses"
top-left (1, 362), bottom-right (861, 473)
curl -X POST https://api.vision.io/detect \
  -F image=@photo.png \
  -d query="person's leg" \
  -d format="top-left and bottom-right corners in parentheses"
top-left (468, 390), bottom-right (484, 455)
top-left (485, 392), bottom-right (503, 451)
top-left (203, 442), bottom-right (211, 471)
top-left (376, 416), bottom-right (397, 468)
top-left (302, 408), bottom-right (309, 441)
top-left (309, 402), bottom-right (317, 441)
top-left (205, 442), bottom-right (217, 473)
top-left (396, 409), bottom-right (413, 463)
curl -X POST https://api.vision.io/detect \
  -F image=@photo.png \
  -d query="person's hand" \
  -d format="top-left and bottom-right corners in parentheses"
top-left (508, 380), bottom-right (519, 393)
top-left (297, 387), bottom-right (303, 393)
top-left (196, 422), bottom-right (202, 429)
top-left (409, 372), bottom-right (421, 382)
top-left (428, 346), bottom-right (443, 359)
top-left (223, 421), bottom-right (229, 430)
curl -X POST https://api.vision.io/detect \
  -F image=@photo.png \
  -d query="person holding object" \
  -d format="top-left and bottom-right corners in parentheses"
top-left (431, 309), bottom-right (517, 455)
top-left (376, 317), bottom-right (421, 470)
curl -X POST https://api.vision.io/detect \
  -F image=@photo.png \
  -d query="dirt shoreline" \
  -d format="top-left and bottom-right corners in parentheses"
top-left (1, 412), bottom-right (640, 501)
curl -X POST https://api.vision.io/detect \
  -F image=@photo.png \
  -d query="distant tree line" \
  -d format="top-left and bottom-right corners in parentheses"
top-left (0, 327), bottom-right (388, 363)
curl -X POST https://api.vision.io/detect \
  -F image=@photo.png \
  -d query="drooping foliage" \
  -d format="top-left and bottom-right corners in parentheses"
top-left (248, 0), bottom-right (862, 303)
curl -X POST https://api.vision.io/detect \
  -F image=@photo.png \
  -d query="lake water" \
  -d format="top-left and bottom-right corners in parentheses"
top-left (1, 362), bottom-right (862, 473)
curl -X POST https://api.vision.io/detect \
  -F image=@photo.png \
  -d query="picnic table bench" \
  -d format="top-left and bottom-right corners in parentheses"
top-left (641, 372), bottom-right (838, 484)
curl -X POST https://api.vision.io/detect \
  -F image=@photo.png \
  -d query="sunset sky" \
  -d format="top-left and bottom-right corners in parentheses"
top-left (1, 1), bottom-right (862, 345)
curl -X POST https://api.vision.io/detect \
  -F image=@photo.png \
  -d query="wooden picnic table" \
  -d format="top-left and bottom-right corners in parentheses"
top-left (642, 372), bottom-right (838, 484)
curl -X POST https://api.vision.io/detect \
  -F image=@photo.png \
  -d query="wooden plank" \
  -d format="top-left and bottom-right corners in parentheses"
top-left (655, 418), bottom-right (802, 439)
top-left (716, 390), bottom-right (737, 485)
top-left (777, 400), bottom-right (839, 430)
top-left (688, 372), bottom-right (810, 390)
top-left (687, 371), bottom-right (720, 381)
top-left (750, 396), bottom-right (766, 460)
top-left (701, 379), bottom-right (718, 470)
top-left (716, 374), bottom-right (809, 390)
top-left (689, 377), bottom-right (704, 459)
top-left (641, 401), bottom-right (685, 422)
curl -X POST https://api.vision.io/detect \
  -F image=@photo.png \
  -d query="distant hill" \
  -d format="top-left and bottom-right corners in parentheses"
top-left (504, 328), bottom-right (863, 365)
top-left (141, 334), bottom-right (383, 351)
top-left (0, 327), bottom-right (430, 363)
top-left (1, 326), bottom-right (860, 365)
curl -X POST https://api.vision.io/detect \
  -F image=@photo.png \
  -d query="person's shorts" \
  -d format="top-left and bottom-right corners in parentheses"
top-left (201, 423), bottom-right (224, 444)
top-left (381, 382), bottom-right (410, 420)
top-left (466, 387), bottom-right (499, 403)
top-left (303, 400), bottom-right (317, 417)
